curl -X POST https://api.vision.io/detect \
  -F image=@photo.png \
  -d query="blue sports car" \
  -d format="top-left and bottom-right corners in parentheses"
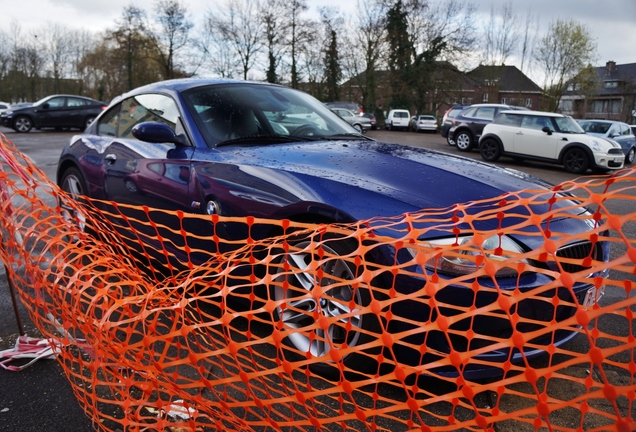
top-left (57, 78), bottom-right (608, 379)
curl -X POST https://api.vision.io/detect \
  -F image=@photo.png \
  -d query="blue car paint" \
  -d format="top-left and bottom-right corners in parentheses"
top-left (57, 79), bottom-right (607, 379)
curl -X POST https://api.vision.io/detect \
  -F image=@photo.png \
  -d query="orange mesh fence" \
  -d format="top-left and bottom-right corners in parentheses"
top-left (0, 133), bottom-right (635, 431)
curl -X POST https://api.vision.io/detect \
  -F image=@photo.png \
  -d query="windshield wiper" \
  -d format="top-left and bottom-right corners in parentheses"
top-left (319, 133), bottom-right (374, 141)
top-left (216, 134), bottom-right (316, 147)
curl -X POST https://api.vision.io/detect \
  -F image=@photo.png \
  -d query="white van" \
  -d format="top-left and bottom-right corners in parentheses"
top-left (385, 109), bottom-right (411, 131)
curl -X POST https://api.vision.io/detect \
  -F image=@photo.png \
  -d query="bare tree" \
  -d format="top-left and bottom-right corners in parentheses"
top-left (40, 23), bottom-right (74, 92)
top-left (260, 0), bottom-right (288, 83)
top-left (205, 0), bottom-right (264, 81)
top-left (535, 18), bottom-right (597, 111)
top-left (147, 0), bottom-right (194, 79)
top-left (340, 0), bottom-right (387, 113)
top-left (108, 6), bottom-right (152, 91)
top-left (320, 7), bottom-right (344, 101)
top-left (286, 0), bottom-right (311, 88)
top-left (297, 20), bottom-right (322, 96)
top-left (384, 0), bottom-right (477, 113)
top-left (517, 8), bottom-right (538, 103)
top-left (481, 1), bottom-right (518, 67)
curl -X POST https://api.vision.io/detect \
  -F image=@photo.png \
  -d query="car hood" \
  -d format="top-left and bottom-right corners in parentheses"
top-left (209, 140), bottom-right (576, 222)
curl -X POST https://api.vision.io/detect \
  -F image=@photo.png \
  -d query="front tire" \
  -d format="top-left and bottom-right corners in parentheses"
top-left (626, 147), bottom-right (635, 164)
top-left (13, 116), bottom-right (32, 133)
top-left (480, 138), bottom-right (501, 162)
top-left (269, 234), bottom-right (382, 380)
top-left (455, 131), bottom-right (473, 151)
top-left (563, 148), bottom-right (589, 174)
top-left (59, 167), bottom-right (89, 235)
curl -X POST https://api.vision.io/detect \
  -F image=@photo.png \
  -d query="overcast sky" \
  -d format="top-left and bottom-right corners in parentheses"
top-left (2, 0), bottom-right (634, 78)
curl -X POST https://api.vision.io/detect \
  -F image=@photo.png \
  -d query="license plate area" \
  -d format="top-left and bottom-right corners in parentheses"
top-left (582, 286), bottom-right (605, 307)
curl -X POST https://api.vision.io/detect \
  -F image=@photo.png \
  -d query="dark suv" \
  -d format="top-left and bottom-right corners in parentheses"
top-left (447, 104), bottom-right (528, 151)
top-left (440, 105), bottom-right (468, 145)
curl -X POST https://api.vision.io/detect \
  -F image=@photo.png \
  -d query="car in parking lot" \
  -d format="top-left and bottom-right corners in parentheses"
top-left (410, 115), bottom-right (438, 133)
top-left (362, 112), bottom-right (377, 130)
top-left (330, 108), bottom-right (372, 132)
top-left (0, 94), bottom-right (107, 133)
top-left (324, 101), bottom-right (363, 116)
top-left (0, 102), bottom-right (10, 116)
top-left (385, 109), bottom-right (411, 131)
top-left (577, 119), bottom-right (636, 164)
top-left (440, 104), bottom-right (468, 144)
top-left (479, 110), bottom-right (625, 174)
top-left (57, 78), bottom-right (609, 379)
top-left (447, 103), bottom-right (529, 151)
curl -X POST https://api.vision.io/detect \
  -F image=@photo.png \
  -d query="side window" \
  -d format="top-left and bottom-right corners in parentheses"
top-left (46, 97), bottom-right (66, 108)
top-left (474, 107), bottom-right (496, 120)
top-left (521, 115), bottom-right (550, 131)
top-left (620, 124), bottom-right (630, 136)
top-left (97, 104), bottom-right (121, 136)
top-left (608, 124), bottom-right (620, 137)
top-left (462, 108), bottom-right (478, 119)
top-left (118, 94), bottom-right (181, 139)
top-left (495, 113), bottom-right (521, 127)
top-left (67, 98), bottom-right (87, 107)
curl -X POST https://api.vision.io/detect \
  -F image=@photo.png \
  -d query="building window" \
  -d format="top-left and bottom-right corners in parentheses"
top-left (482, 93), bottom-right (488, 102)
top-left (501, 97), bottom-right (508, 104)
top-left (525, 98), bottom-right (532, 108)
top-left (604, 81), bottom-right (618, 88)
top-left (467, 98), bottom-right (473, 104)
top-left (461, 97), bottom-right (466, 104)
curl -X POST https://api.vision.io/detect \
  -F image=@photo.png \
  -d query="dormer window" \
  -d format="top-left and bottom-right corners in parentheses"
top-left (604, 81), bottom-right (619, 88)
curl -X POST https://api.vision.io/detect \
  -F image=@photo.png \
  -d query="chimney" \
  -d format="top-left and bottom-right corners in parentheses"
top-left (606, 61), bottom-right (616, 75)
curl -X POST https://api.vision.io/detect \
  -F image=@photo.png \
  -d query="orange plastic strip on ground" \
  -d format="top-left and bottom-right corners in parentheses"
top-left (0, 133), bottom-right (635, 431)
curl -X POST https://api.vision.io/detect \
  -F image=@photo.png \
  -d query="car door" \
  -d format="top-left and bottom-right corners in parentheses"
top-left (36, 96), bottom-right (68, 128)
top-left (65, 97), bottom-right (89, 128)
top-left (102, 93), bottom-right (194, 212)
top-left (513, 115), bottom-right (560, 159)
top-left (611, 123), bottom-right (635, 152)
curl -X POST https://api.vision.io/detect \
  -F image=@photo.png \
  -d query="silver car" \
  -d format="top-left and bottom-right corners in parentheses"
top-left (410, 115), bottom-right (438, 133)
top-left (330, 108), bottom-right (372, 133)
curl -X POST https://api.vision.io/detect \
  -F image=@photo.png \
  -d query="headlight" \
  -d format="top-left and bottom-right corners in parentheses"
top-left (407, 234), bottom-right (528, 277)
top-left (590, 140), bottom-right (602, 152)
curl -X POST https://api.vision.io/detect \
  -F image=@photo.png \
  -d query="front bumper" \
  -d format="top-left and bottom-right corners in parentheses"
top-left (593, 151), bottom-right (624, 169)
top-left (0, 115), bottom-right (11, 127)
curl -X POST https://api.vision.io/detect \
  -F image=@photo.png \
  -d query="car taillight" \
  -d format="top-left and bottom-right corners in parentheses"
top-left (101, 105), bottom-right (107, 110)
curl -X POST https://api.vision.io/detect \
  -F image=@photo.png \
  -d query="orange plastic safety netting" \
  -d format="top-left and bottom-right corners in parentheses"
top-left (0, 133), bottom-right (635, 432)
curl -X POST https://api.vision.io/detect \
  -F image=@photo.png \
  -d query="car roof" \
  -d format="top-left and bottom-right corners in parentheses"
top-left (578, 119), bottom-right (626, 125)
top-left (498, 110), bottom-right (565, 117)
top-left (110, 78), bottom-right (285, 105)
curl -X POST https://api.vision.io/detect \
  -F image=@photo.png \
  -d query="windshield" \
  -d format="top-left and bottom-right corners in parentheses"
top-left (554, 116), bottom-right (585, 134)
top-left (183, 83), bottom-right (358, 146)
top-left (578, 121), bottom-right (610, 134)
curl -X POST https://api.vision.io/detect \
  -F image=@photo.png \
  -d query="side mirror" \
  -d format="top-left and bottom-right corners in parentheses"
top-left (42, 103), bottom-right (50, 109)
top-left (132, 121), bottom-right (187, 146)
top-left (542, 126), bottom-right (553, 135)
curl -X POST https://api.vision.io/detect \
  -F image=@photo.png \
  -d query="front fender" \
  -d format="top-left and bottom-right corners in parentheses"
top-left (558, 142), bottom-right (594, 164)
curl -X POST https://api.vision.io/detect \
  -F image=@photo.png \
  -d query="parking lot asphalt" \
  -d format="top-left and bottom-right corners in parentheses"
top-left (0, 126), bottom-right (634, 431)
